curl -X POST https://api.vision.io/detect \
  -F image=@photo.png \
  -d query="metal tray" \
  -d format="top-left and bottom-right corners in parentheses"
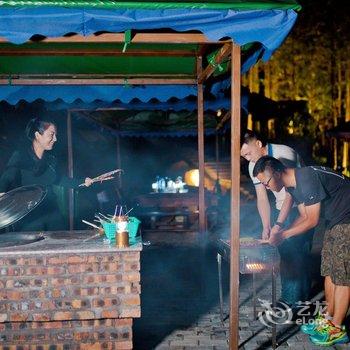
top-left (0, 185), bottom-right (47, 230)
top-left (0, 232), bottom-right (45, 248)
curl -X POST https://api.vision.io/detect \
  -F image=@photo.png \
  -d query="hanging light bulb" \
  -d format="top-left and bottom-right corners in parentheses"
top-left (184, 169), bottom-right (199, 187)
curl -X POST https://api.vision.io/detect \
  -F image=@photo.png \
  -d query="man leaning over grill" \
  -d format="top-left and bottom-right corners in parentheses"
top-left (240, 130), bottom-right (313, 311)
top-left (253, 156), bottom-right (350, 347)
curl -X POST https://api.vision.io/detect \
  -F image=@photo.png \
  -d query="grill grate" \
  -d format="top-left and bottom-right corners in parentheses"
top-left (217, 238), bottom-right (279, 274)
top-left (239, 245), bottom-right (278, 274)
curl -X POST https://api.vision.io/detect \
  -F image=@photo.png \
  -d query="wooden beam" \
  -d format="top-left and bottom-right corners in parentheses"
top-left (0, 48), bottom-right (196, 57)
top-left (0, 33), bottom-right (230, 44)
top-left (197, 56), bottom-right (206, 234)
top-left (0, 78), bottom-right (197, 85)
top-left (229, 43), bottom-right (241, 350)
top-left (216, 110), bottom-right (231, 130)
top-left (0, 73), bottom-right (194, 78)
top-left (198, 43), bottom-right (231, 83)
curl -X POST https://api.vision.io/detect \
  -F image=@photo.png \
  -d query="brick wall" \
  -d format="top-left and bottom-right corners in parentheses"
top-left (0, 251), bottom-right (141, 349)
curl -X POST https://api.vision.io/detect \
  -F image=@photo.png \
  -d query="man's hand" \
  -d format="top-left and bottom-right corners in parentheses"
top-left (261, 227), bottom-right (270, 240)
top-left (269, 228), bottom-right (286, 246)
top-left (270, 224), bottom-right (282, 237)
top-left (84, 177), bottom-right (94, 187)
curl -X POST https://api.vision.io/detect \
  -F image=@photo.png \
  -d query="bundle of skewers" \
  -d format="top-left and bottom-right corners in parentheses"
top-left (79, 169), bottom-right (123, 187)
top-left (82, 205), bottom-right (133, 241)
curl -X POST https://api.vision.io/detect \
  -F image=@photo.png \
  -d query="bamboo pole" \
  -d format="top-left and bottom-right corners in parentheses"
top-left (229, 43), bottom-right (241, 350)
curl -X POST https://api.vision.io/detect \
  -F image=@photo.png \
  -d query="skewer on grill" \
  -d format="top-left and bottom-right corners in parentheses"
top-left (79, 169), bottom-right (123, 187)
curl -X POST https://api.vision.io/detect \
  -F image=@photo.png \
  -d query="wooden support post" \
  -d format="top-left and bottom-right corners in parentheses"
top-left (333, 137), bottom-right (338, 170)
top-left (215, 131), bottom-right (220, 183)
top-left (197, 56), bottom-right (206, 234)
top-left (67, 110), bottom-right (74, 231)
top-left (229, 43), bottom-right (241, 350)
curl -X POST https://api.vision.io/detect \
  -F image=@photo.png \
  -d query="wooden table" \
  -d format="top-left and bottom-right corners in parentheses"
top-left (134, 191), bottom-right (218, 229)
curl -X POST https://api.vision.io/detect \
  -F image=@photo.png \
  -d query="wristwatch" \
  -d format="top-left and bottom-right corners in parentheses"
top-left (275, 221), bottom-right (284, 228)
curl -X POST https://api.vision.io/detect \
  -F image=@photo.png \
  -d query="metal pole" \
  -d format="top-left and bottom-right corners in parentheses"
top-left (272, 265), bottom-right (277, 349)
top-left (116, 135), bottom-right (122, 188)
top-left (67, 110), bottom-right (74, 231)
top-left (197, 56), bottom-right (206, 233)
top-left (229, 42), bottom-right (241, 350)
top-left (253, 273), bottom-right (257, 319)
top-left (217, 253), bottom-right (224, 324)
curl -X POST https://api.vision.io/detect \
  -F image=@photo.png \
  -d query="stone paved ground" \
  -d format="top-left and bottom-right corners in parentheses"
top-left (133, 233), bottom-right (349, 350)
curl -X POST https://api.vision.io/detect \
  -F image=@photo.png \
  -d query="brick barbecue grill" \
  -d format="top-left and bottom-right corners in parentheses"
top-left (0, 230), bottom-right (142, 349)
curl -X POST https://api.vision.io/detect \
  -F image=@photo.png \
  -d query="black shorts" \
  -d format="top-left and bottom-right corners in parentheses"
top-left (321, 224), bottom-right (350, 286)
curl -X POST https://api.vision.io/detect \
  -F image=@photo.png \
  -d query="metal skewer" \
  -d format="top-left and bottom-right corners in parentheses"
top-left (82, 219), bottom-right (100, 230)
top-left (98, 213), bottom-right (111, 222)
top-left (124, 208), bottom-right (134, 216)
top-left (94, 215), bottom-right (105, 223)
top-left (83, 231), bottom-right (103, 242)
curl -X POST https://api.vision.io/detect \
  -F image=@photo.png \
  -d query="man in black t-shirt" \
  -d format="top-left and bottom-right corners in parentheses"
top-left (253, 156), bottom-right (350, 347)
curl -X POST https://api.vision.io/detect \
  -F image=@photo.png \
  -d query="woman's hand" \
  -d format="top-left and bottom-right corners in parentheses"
top-left (84, 177), bottom-right (94, 187)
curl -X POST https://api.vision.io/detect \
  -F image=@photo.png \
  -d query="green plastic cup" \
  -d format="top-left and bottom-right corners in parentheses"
top-left (102, 222), bottom-right (117, 241)
top-left (128, 217), bottom-right (140, 238)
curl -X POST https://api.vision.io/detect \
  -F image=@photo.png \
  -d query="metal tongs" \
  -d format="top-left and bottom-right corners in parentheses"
top-left (79, 169), bottom-right (123, 187)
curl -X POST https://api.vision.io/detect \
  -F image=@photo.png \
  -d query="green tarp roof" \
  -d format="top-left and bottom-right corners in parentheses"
top-left (0, 0), bottom-right (301, 10)
top-left (0, 43), bottom-right (199, 77)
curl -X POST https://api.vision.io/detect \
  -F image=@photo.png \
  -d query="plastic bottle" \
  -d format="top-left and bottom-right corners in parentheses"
top-left (155, 176), bottom-right (160, 192)
top-left (159, 177), bottom-right (166, 192)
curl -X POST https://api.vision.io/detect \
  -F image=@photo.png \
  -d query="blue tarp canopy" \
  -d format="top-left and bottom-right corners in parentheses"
top-left (0, 7), bottom-right (297, 64)
top-left (0, 4), bottom-right (297, 118)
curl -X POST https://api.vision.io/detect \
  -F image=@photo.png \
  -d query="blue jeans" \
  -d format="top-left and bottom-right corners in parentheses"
top-left (273, 208), bottom-right (313, 307)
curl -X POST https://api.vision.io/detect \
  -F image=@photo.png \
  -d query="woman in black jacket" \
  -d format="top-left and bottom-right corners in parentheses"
top-left (0, 117), bottom-right (92, 231)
